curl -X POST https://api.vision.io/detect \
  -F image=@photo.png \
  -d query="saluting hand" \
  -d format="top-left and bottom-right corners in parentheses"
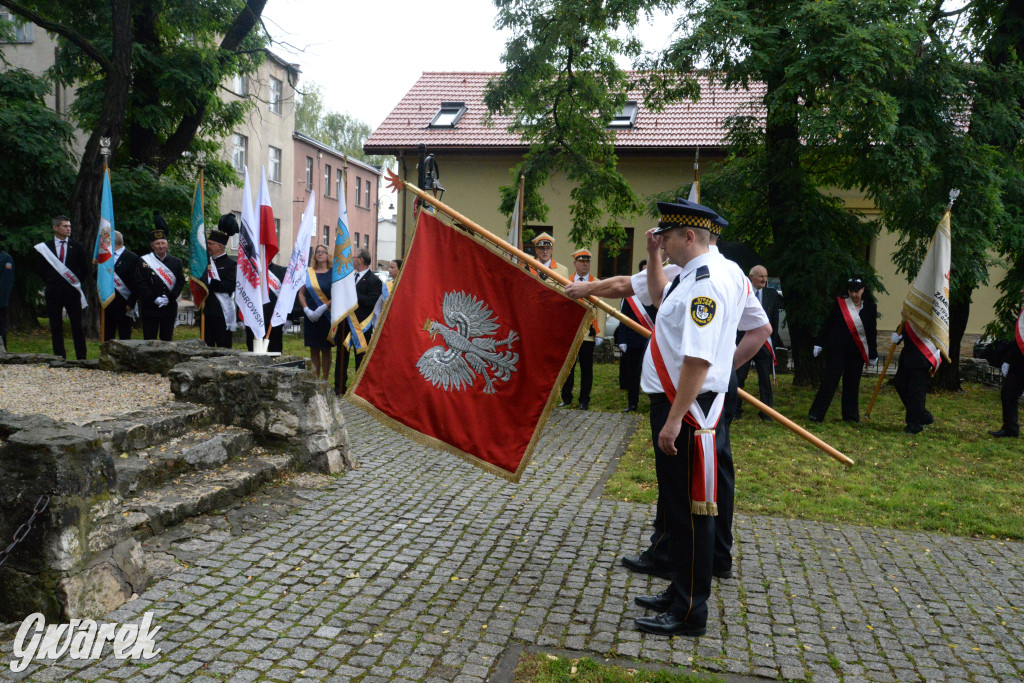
top-left (659, 418), bottom-right (682, 456)
top-left (645, 228), bottom-right (663, 258)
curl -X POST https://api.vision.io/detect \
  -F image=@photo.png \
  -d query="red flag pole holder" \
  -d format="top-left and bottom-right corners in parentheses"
top-left (387, 170), bottom-right (853, 467)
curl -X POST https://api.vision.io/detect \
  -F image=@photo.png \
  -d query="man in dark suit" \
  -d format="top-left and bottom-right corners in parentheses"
top-left (614, 259), bottom-right (656, 413)
top-left (736, 265), bottom-right (781, 420)
top-left (991, 291), bottom-right (1024, 439)
top-left (336, 249), bottom-right (382, 395)
top-left (34, 215), bottom-right (88, 359)
top-left (202, 215), bottom-right (239, 348)
top-left (103, 231), bottom-right (143, 341)
top-left (139, 214), bottom-right (184, 341)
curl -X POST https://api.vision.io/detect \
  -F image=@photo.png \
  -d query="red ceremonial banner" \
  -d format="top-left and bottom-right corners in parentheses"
top-left (350, 210), bottom-right (591, 482)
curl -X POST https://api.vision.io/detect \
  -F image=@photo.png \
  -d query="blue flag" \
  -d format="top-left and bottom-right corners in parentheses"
top-left (94, 169), bottom-right (116, 308)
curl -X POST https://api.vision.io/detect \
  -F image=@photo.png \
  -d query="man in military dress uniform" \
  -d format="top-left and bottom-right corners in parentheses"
top-left (202, 214), bottom-right (239, 348)
top-left (139, 214), bottom-right (184, 341)
top-left (103, 231), bottom-right (143, 341)
top-left (527, 232), bottom-right (568, 281)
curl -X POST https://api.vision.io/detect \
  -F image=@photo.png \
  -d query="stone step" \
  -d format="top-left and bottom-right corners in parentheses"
top-left (113, 425), bottom-right (255, 497)
top-left (86, 402), bottom-right (214, 453)
top-left (123, 451), bottom-right (296, 536)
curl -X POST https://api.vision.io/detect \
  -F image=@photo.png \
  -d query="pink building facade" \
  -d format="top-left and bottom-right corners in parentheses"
top-left (292, 132), bottom-right (381, 265)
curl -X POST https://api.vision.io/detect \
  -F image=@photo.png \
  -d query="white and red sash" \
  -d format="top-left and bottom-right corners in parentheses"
top-left (625, 295), bottom-right (654, 332)
top-left (903, 320), bottom-right (941, 371)
top-left (267, 269), bottom-right (281, 296)
top-left (764, 338), bottom-right (777, 382)
top-left (648, 330), bottom-right (723, 517)
top-left (1016, 306), bottom-right (1024, 357)
top-left (837, 296), bottom-right (869, 364)
top-left (34, 242), bottom-right (87, 308)
top-left (142, 253), bottom-right (177, 293)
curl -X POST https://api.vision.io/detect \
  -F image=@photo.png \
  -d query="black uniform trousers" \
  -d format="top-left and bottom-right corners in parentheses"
top-left (245, 301), bottom-right (283, 353)
top-left (892, 344), bottom-right (932, 430)
top-left (620, 347), bottom-right (645, 409)
top-left (649, 392), bottom-right (715, 628)
top-left (0, 307), bottom-right (7, 350)
top-left (1000, 363), bottom-right (1024, 436)
top-left (336, 330), bottom-right (372, 394)
top-left (736, 345), bottom-right (773, 415)
top-left (203, 301), bottom-right (233, 348)
top-left (809, 349), bottom-right (864, 422)
top-left (561, 339), bottom-right (595, 405)
top-left (142, 305), bottom-right (177, 342)
top-left (644, 372), bottom-right (736, 576)
top-left (102, 294), bottom-right (134, 341)
top-left (46, 290), bottom-right (87, 360)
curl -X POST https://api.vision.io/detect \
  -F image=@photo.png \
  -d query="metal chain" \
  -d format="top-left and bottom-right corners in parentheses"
top-left (0, 494), bottom-right (51, 568)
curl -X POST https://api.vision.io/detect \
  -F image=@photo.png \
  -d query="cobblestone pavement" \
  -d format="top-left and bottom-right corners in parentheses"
top-left (3, 406), bottom-right (1024, 682)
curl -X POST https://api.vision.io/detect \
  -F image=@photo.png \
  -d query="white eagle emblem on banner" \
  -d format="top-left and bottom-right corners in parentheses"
top-left (417, 291), bottom-right (520, 394)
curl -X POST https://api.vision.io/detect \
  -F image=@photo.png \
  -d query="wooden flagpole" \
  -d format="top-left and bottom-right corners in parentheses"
top-left (198, 168), bottom-right (206, 341)
top-left (516, 175), bottom-right (525, 252)
top-left (865, 323), bottom-right (903, 420)
top-left (387, 170), bottom-right (854, 466)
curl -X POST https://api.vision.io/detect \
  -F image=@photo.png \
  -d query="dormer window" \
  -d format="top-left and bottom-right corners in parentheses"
top-left (430, 102), bottom-right (466, 128)
top-left (608, 101), bottom-right (638, 128)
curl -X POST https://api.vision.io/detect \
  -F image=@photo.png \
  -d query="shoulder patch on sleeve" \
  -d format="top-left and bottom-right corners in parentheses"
top-left (695, 265), bottom-right (710, 281)
top-left (691, 296), bottom-right (717, 327)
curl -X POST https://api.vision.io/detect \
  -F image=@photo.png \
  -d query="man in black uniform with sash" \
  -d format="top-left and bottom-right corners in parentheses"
top-left (103, 230), bottom-right (143, 341)
top-left (202, 215), bottom-right (238, 348)
top-left (34, 215), bottom-right (89, 359)
top-left (139, 214), bottom-right (184, 341)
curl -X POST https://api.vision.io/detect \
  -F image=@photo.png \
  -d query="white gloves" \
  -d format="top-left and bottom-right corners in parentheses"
top-left (1002, 362), bottom-right (1010, 377)
top-left (891, 333), bottom-right (902, 345)
top-left (595, 336), bottom-right (604, 347)
top-left (813, 346), bottom-right (822, 358)
top-left (155, 295), bottom-right (169, 307)
top-left (869, 357), bottom-right (879, 366)
top-left (303, 306), bottom-right (322, 321)
top-left (618, 343), bottom-right (627, 353)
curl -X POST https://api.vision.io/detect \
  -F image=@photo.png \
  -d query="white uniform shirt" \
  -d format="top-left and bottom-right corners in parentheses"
top-left (709, 245), bottom-right (769, 335)
top-left (641, 252), bottom-right (747, 395)
top-left (631, 263), bottom-right (682, 307)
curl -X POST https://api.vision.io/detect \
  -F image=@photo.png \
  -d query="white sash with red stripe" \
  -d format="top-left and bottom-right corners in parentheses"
top-left (34, 242), bottom-right (87, 309)
top-left (904, 320), bottom-right (941, 371)
top-left (764, 338), bottom-right (777, 382)
top-left (267, 269), bottom-right (281, 296)
top-left (1016, 307), bottom-right (1024, 357)
top-left (838, 296), bottom-right (869, 364)
top-left (625, 295), bottom-right (654, 331)
top-left (143, 253), bottom-right (177, 292)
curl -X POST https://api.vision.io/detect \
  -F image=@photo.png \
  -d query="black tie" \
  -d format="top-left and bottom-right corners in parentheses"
top-left (354, 272), bottom-right (361, 284)
top-left (665, 274), bottom-right (682, 300)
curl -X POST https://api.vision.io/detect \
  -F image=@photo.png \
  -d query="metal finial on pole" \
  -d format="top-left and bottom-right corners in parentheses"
top-left (947, 188), bottom-right (961, 211)
top-left (100, 137), bottom-right (111, 168)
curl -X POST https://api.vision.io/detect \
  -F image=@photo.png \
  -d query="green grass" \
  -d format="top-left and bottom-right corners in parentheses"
top-left (601, 369), bottom-right (1024, 539)
top-left (513, 653), bottom-right (723, 683)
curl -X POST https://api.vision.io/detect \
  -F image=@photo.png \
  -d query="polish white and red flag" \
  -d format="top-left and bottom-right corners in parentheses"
top-left (256, 167), bottom-right (279, 305)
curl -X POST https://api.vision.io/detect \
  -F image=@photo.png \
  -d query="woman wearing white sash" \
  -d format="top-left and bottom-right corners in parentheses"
top-left (808, 277), bottom-right (878, 423)
top-left (298, 245), bottom-right (334, 380)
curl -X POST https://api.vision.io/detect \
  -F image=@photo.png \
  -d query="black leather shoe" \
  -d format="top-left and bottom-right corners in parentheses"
top-left (990, 429), bottom-right (1019, 438)
top-left (557, 401), bottom-right (571, 408)
top-left (713, 568), bottom-right (733, 579)
top-left (807, 414), bottom-right (823, 423)
top-left (921, 412), bottom-right (935, 426)
top-left (905, 424), bottom-right (923, 434)
top-left (579, 402), bottom-right (589, 410)
top-left (634, 589), bottom-right (673, 612)
top-left (634, 612), bottom-right (706, 638)
top-left (622, 406), bottom-right (638, 413)
top-left (621, 554), bottom-right (677, 580)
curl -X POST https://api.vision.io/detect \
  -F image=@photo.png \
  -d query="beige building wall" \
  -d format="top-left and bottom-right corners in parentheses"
top-left (219, 54), bottom-right (298, 265)
top-left (398, 155), bottom-right (1004, 335)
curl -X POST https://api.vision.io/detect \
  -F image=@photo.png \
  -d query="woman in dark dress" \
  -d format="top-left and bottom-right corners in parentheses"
top-left (298, 245), bottom-right (333, 380)
top-left (808, 277), bottom-right (878, 423)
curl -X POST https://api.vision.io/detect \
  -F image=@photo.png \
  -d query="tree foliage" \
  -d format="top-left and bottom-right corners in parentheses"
top-left (295, 81), bottom-right (392, 171)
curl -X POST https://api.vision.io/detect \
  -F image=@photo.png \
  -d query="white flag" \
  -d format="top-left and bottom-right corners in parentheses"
top-left (235, 167), bottom-right (265, 339)
top-left (901, 208), bottom-right (952, 364)
top-left (256, 167), bottom-right (275, 305)
top-left (271, 194), bottom-right (316, 328)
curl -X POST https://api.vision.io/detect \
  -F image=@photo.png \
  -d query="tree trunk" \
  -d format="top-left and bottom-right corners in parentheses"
top-left (931, 295), bottom-right (969, 391)
top-left (68, 0), bottom-right (132, 336)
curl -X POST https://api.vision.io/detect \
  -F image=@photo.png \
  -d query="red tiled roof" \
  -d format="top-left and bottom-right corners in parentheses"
top-left (364, 72), bottom-right (766, 153)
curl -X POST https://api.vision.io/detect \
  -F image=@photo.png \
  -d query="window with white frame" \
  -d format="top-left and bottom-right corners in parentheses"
top-left (364, 234), bottom-right (369, 249)
top-left (232, 134), bottom-right (247, 172)
top-left (0, 8), bottom-right (34, 42)
top-left (324, 164), bottom-right (332, 197)
top-left (365, 180), bottom-right (371, 209)
top-left (429, 102), bottom-right (466, 128)
top-left (336, 169), bottom-right (342, 200)
top-left (608, 101), bottom-right (639, 128)
top-left (231, 73), bottom-right (248, 97)
top-left (323, 226), bottom-right (330, 246)
top-left (355, 231), bottom-right (361, 248)
top-left (269, 77), bottom-right (282, 115)
top-left (305, 157), bottom-right (313, 189)
top-left (268, 146), bottom-right (281, 183)
top-left (355, 177), bottom-right (362, 207)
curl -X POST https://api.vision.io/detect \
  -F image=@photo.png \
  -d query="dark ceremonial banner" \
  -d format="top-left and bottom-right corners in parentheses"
top-left (350, 211), bottom-right (590, 482)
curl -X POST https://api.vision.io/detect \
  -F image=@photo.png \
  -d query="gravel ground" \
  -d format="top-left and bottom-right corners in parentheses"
top-left (0, 364), bottom-right (173, 424)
